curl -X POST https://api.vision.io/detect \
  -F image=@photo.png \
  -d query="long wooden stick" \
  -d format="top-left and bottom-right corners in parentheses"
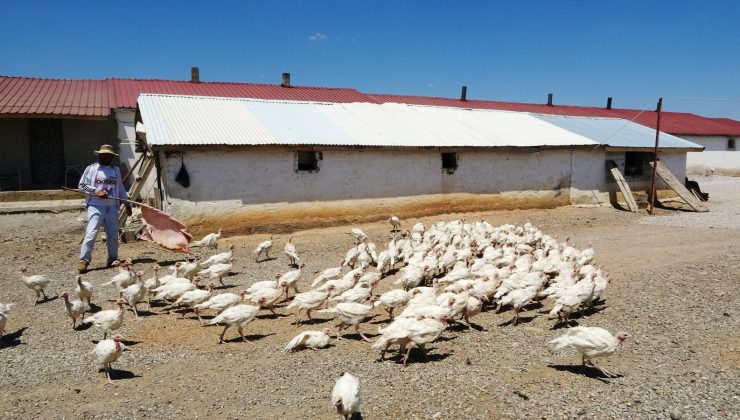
top-left (62, 186), bottom-right (154, 210)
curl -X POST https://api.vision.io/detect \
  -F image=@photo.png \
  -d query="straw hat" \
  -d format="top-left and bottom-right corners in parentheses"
top-left (94, 144), bottom-right (118, 155)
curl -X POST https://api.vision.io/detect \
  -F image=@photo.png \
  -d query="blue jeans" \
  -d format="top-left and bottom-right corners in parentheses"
top-left (80, 205), bottom-right (119, 263)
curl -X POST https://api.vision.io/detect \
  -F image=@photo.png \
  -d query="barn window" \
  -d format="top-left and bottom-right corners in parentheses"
top-left (624, 152), bottom-right (651, 177)
top-left (728, 138), bottom-right (736, 150)
top-left (441, 152), bottom-right (458, 173)
top-left (295, 151), bottom-right (320, 172)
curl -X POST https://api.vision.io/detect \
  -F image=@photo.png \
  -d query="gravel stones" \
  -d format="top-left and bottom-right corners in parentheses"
top-left (0, 176), bottom-right (738, 418)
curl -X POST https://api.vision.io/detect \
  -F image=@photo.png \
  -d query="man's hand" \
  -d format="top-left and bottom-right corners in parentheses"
top-left (125, 205), bottom-right (132, 216)
top-left (96, 189), bottom-right (108, 198)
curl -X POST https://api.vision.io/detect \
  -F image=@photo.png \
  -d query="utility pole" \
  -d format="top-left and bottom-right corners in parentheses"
top-left (648, 97), bottom-right (663, 214)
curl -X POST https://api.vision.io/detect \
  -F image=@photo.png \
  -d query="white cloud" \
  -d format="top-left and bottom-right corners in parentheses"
top-left (426, 83), bottom-right (435, 88)
top-left (309, 32), bottom-right (328, 42)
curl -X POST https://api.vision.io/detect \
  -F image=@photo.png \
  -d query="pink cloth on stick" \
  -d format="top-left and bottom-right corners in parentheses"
top-left (139, 205), bottom-right (193, 254)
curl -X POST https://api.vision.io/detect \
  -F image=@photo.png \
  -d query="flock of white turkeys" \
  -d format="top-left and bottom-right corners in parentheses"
top-left (6, 214), bottom-right (630, 416)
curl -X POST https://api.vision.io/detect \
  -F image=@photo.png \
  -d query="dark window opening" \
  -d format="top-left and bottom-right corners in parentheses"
top-left (728, 138), bottom-right (736, 150)
top-left (624, 152), bottom-right (651, 177)
top-left (441, 152), bottom-right (458, 173)
top-left (296, 151), bottom-right (320, 171)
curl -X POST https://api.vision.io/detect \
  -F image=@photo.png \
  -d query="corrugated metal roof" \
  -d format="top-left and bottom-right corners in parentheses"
top-left (533, 114), bottom-right (702, 150)
top-left (368, 93), bottom-right (740, 136)
top-left (138, 94), bottom-right (596, 148)
top-left (0, 76), bottom-right (113, 117)
top-left (112, 78), bottom-right (376, 108)
top-left (1, 74), bottom-right (738, 138)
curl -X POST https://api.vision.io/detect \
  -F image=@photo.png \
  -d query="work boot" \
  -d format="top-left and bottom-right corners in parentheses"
top-left (78, 260), bottom-right (89, 274)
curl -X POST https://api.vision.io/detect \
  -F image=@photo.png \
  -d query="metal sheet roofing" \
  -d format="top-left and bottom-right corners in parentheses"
top-left (367, 93), bottom-right (740, 136)
top-left (532, 114), bottom-right (702, 150)
top-left (1, 74), bottom-right (738, 138)
top-left (0, 76), bottom-right (113, 117)
top-left (137, 94), bottom-right (596, 148)
top-left (111, 78), bottom-right (375, 108)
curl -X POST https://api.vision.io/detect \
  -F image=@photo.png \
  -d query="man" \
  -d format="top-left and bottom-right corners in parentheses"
top-left (78, 144), bottom-right (132, 273)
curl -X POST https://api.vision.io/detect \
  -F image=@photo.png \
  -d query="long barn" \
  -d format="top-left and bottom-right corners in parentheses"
top-left (135, 94), bottom-right (701, 233)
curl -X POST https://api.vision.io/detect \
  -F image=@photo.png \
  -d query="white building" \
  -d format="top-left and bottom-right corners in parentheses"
top-left (135, 94), bottom-right (701, 232)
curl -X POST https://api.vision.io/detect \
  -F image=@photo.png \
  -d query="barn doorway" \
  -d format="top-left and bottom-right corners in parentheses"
top-left (29, 119), bottom-right (65, 187)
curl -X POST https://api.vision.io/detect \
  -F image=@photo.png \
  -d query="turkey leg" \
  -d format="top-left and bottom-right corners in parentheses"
top-left (237, 326), bottom-right (249, 342)
top-left (218, 325), bottom-right (230, 344)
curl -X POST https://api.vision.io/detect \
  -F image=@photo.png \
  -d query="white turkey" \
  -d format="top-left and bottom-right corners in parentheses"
top-left (283, 329), bottom-right (332, 352)
top-left (248, 286), bottom-right (282, 316)
top-left (389, 214), bottom-right (401, 231)
top-left (499, 285), bottom-right (540, 326)
top-left (342, 245), bottom-right (360, 269)
top-left (201, 244), bottom-right (235, 267)
top-left (173, 282), bottom-right (214, 321)
top-left (356, 271), bottom-right (381, 291)
top-left (192, 290), bottom-right (246, 320)
top-left (197, 259), bottom-right (234, 286)
top-left (311, 262), bottom-right (344, 287)
top-left (101, 263), bottom-right (136, 291)
top-left (402, 315), bottom-right (448, 366)
top-left (321, 302), bottom-right (375, 342)
top-left (377, 289), bottom-right (412, 320)
top-left (120, 272), bottom-right (147, 318)
top-left (375, 250), bottom-right (393, 275)
top-left (286, 287), bottom-right (334, 324)
top-left (331, 285), bottom-right (372, 304)
top-left (143, 266), bottom-right (162, 307)
top-left (19, 266), bottom-right (51, 305)
top-left (548, 326), bottom-right (630, 377)
top-left (207, 302), bottom-right (262, 344)
top-left (91, 334), bottom-right (128, 383)
top-left (191, 228), bottom-right (222, 249)
top-left (152, 278), bottom-right (199, 302)
top-left (317, 271), bottom-right (362, 298)
top-left (246, 274), bottom-right (281, 295)
top-left (373, 316), bottom-right (416, 362)
top-left (82, 299), bottom-right (125, 339)
top-left (178, 258), bottom-right (202, 280)
top-left (394, 264), bottom-right (424, 290)
top-left (284, 237), bottom-right (300, 266)
top-left (348, 226), bottom-right (368, 244)
top-left (253, 235), bottom-right (274, 262)
top-left (277, 263), bottom-right (304, 299)
top-left (74, 275), bottom-right (93, 304)
top-left (60, 292), bottom-right (90, 329)
top-left (467, 291), bottom-right (488, 320)
top-left (0, 303), bottom-right (13, 344)
top-left (332, 372), bottom-right (361, 420)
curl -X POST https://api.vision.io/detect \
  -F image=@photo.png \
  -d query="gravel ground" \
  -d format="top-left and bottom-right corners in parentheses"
top-left (0, 177), bottom-right (738, 419)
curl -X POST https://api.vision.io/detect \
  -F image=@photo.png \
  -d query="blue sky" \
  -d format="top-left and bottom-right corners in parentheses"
top-left (2, 1), bottom-right (739, 118)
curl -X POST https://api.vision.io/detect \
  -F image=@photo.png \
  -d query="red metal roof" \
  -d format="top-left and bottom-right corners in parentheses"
top-left (368, 93), bottom-right (740, 136)
top-left (0, 74), bottom-right (738, 136)
top-left (0, 76), bottom-right (113, 117)
top-left (111, 78), bottom-right (377, 108)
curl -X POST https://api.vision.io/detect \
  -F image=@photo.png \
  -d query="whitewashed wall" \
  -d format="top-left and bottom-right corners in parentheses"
top-left (115, 109), bottom-right (137, 184)
top-left (682, 135), bottom-right (740, 176)
top-left (159, 147), bottom-right (580, 204)
top-left (152, 146), bottom-right (691, 233)
top-left (154, 146), bottom-right (691, 233)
